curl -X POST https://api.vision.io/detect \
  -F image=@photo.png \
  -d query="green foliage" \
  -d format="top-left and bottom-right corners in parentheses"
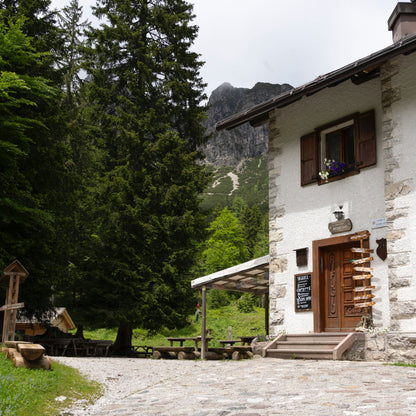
top-left (231, 197), bottom-right (248, 219)
top-left (0, 16), bottom-right (71, 314)
top-left (207, 289), bottom-right (232, 309)
top-left (236, 293), bottom-right (256, 313)
top-left (203, 207), bottom-right (249, 273)
top-left (0, 353), bottom-right (101, 416)
top-left (240, 204), bottom-right (262, 257)
top-left (389, 362), bottom-right (416, 368)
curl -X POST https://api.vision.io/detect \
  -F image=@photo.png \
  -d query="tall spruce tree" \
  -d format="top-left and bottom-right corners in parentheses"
top-left (80, 0), bottom-right (209, 350)
top-left (0, 16), bottom-right (62, 315)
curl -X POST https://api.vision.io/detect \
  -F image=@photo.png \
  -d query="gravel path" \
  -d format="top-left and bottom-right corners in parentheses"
top-left (54, 356), bottom-right (416, 416)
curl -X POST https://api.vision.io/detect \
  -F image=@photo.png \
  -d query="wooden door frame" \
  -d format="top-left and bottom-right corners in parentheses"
top-left (312, 232), bottom-right (368, 333)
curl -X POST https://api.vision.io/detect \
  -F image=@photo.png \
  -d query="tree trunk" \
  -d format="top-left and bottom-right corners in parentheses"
top-left (113, 325), bottom-right (132, 355)
top-left (75, 325), bottom-right (84, 339)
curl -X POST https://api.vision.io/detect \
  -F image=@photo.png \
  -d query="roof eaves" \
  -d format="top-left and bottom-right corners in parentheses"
top-left (216, 34), bottom-right (416, 131)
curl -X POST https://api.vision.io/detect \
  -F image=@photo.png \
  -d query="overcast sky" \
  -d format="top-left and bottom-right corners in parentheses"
top-left (51, 0), bottom-right (400, 97)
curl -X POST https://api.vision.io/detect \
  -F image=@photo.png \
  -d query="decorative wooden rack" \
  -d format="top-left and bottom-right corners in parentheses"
top-left (350, 231), bottom-right (375, 309)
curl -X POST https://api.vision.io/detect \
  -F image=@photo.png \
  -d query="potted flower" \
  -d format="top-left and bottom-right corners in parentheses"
top-left (319, 158), bottom-right (348, 182)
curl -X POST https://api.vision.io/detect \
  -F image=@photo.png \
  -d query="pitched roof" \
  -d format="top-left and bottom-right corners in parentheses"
top-left (216, 33), bottom-right (416, 131)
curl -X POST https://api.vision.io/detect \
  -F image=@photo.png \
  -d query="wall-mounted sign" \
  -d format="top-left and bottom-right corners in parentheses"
top-left (328, 219), bottom-right (352, 234)
top-left (371, 218), bottom-right (386, 229)
top-left (295, 273), bottom-right (312, 312)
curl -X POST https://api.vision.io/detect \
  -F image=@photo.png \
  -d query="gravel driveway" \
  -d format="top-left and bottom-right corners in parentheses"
top-left (55, 356), bottom-right (416, 416)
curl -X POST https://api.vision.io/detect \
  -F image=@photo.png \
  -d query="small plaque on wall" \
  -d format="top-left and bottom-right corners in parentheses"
top-left (328, 219), bottom-right (352, 234)
top-left (295, 273), bottom-right (312, 312)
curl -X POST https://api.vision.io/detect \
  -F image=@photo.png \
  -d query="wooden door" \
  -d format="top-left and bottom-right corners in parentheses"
top-left (322, 243), bottom-right (365, 332)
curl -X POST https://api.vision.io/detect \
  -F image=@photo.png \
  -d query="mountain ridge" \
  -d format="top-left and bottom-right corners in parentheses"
top-left (202, 81), bottom-right (293, 166)
top-left (200, 81), bottom-right (293, 214)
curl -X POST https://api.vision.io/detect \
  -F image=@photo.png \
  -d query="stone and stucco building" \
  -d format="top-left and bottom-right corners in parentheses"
top-left (212, 2), bottom-right (416, 361)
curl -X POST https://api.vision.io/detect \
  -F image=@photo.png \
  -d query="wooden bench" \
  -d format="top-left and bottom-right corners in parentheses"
top-left (153, 346), bottom-right (195, 359)
top-left (166, 337), bottom-right (213, 352)
top-left (219, 340), bottom-right (239, 347)
top-left (218, 336), bottom-right (256, 347)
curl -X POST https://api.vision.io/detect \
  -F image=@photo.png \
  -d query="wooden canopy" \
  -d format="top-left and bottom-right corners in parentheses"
top-left (191, 255), bottom-right (270, 359)
top-left (191, 255), bottom-right (270, 295)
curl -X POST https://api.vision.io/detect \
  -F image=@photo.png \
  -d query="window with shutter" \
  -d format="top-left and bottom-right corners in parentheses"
top-left (300, 132), bottom-right (319, 186)
top-left (300, 110), bottom-right (376, 186)
top-left (355, 110), bottom-right (376, 169)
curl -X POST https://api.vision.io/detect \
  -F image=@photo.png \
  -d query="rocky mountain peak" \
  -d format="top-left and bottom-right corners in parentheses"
top-left (202, 82), bottom-right (293, 166)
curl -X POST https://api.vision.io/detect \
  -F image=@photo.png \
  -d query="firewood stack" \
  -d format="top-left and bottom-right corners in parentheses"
top-left (2, 341), bottom-right (51, 370)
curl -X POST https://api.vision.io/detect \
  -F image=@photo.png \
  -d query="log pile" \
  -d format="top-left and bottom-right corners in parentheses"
top-left (2, 341), bottom-right (52, 370)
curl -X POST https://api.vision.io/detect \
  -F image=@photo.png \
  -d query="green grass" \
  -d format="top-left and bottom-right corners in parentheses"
top-left (80, 304), bottom-right (266, 349)
top-left (388, 362), bottom-right (416, 368)
top-left (0, 352), bottom-right (101, 416)
top-left (0, 304), bottom-right (263, 414)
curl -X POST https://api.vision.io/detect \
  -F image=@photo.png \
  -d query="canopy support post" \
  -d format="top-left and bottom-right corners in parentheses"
top-left (201, 285), bottom-right (207, 359)
top-left (265, 292), bottom-right (269, 335)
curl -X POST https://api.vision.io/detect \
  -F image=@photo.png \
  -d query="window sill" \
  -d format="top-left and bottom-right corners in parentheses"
top-left (318, 169), bottom-right (359, 185)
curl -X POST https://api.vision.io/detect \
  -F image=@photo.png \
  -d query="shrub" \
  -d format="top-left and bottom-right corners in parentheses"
top-left (237, 293), bottom-right (256, 313)
top-left (207, 289), bottom-right (231, 309)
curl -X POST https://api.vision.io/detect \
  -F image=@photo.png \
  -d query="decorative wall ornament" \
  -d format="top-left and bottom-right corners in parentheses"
top-left (376, 238), bottom-right (387, 261)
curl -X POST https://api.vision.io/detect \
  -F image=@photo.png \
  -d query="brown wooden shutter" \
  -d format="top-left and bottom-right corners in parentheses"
top-left (355, 110), bottom-right (376, 169)
top-left (300, 132), bottom-right (319, 186)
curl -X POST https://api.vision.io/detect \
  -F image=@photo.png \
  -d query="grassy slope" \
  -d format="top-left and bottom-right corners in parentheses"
top-left (82, 304), bottom-right (266, 349)
top-left (0, 353), bottom-right (101, 416)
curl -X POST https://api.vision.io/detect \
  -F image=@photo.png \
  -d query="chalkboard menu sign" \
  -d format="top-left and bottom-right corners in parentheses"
top-left (295, 273), bottom-right (312, 312)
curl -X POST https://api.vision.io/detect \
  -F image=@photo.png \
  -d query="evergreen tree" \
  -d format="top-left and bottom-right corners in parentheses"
top-left (240, 204), bottom-right (262, 257)
top-left (0, 16), bottom-right (62, 313)
top-left (56, 0), bottom-right (89, 107)
top-left (78, 0), bottom-right (209, 350)
top-left (0, 0), bottom-right (63, 83)
top-left (253, 212), bottom-right (269, 258)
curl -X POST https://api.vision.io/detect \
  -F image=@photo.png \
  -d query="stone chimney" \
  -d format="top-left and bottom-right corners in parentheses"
top-left (388, 1), bottom-right (416, 42)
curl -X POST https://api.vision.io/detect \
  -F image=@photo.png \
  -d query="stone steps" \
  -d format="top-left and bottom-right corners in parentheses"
top-left (263, 333), bottom-right (364, 360)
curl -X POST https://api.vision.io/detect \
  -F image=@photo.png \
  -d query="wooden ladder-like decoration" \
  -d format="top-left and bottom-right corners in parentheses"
top-left (350, 230), bottom-right (375, 309)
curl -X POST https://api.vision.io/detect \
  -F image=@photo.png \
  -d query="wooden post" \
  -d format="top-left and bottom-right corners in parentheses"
top-left (265, 292), bottom-right (269, 335)
top-left (227, 326), bottom-right (233, 341)
top-left (1, 260), bottom-right (28, 342)
top-left (201, 285), bottom-right (207, 360)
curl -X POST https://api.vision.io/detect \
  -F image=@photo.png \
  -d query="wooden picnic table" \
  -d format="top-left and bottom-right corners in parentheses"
top-left (218, 339), bottom-right (239, 347)
top-left (238, 336), bottom-right (256, 345)
top-left (166, 336), bottom-right (213, 352)
top-left (131, 345), bottom-right (153, 358)
top-left (219, 336), bottom-right (256, 347)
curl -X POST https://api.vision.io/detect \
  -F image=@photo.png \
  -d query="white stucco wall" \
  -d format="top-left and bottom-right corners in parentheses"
top-left (268, 76), bottom-right (390, 334)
